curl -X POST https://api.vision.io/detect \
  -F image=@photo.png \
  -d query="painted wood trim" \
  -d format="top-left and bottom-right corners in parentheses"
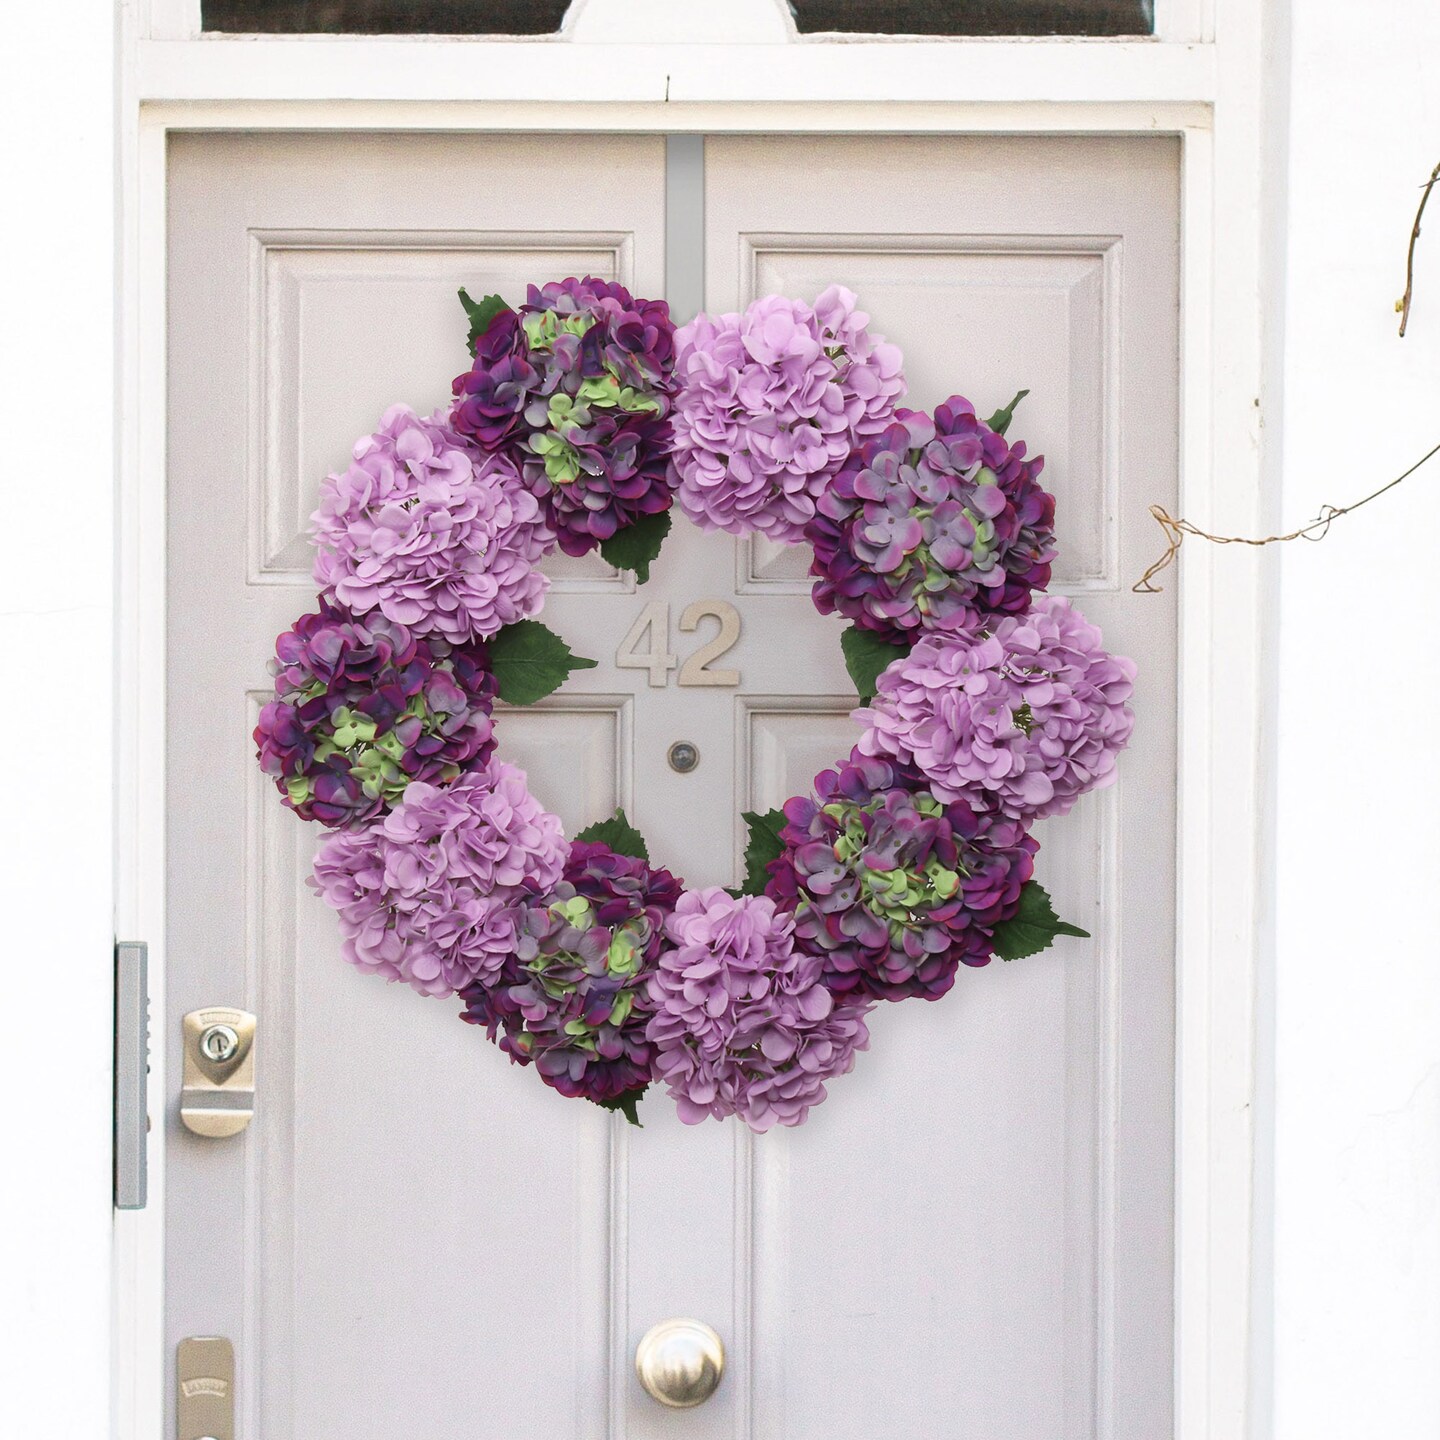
top-left (114, 111), bottom-right (170, 1440)
top-left (135, 37), bottom-right (1217, 105)
top-left (1154, 0), bottom-right (1210, 43)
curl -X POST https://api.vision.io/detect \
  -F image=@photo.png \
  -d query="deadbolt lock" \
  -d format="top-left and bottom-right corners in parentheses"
top-left (199, 1023), bottom-right (239, 1063)
top-left (181, 1007), bottom-right (256, 1138)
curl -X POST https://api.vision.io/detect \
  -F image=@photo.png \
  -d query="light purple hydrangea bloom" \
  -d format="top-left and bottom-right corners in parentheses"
top-left (310, 762), bottom-right (566, 998)
top-left (450, 278), bottom-right (677, 558)
top-left (766, 753), bottom-right (1036, 1002)
top-left (312, 403), bottom-right (553, 645)
top-left (671, 287), bottom-right (905, 543)
top-left (646, 888), bottom-right (871, 1132)
top-left (856, 596), bottom-right (1136, 821)
top-left (459, 842), bottom-right (683, 1108)
top-left (806, 398), bottom-right (1057, 643)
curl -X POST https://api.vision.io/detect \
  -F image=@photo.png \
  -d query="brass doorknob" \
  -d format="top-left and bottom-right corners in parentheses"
top-left (634, 1318), bottom-right (724, 1408)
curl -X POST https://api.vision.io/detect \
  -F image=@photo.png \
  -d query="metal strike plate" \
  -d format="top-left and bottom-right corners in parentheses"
top-left (114, 941), bottom-right (149, 1208)
top-left (180, 1007), bottom-right (256, 1138)
top-left (177, 1336), bottom-right (234, 1440)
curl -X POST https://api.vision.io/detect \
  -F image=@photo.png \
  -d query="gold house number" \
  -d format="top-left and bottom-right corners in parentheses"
top-left (616, 600), bottom-right (742, 688)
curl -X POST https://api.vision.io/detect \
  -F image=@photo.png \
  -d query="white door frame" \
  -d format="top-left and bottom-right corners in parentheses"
top-left (114, 11), bottom-right (1272, 1437)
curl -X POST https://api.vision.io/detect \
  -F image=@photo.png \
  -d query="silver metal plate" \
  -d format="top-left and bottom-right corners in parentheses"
top-left (114, 941), bottom-right (149, 1209)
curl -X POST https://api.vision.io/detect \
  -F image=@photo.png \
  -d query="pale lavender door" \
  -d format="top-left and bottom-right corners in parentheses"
top-left (166, 129), bottom-right (1178, 1439)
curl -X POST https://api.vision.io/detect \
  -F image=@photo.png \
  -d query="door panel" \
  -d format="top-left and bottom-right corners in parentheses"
top-left (167, 130), bottom-right (1178, 1440)
top-left (708, 133), bottom-right (1178, 1440)
top-left (166, 132), bottom-right (668, 1440)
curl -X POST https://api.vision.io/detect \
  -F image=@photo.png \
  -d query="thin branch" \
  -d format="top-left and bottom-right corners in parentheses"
top-left (1134, 439), bottom-right (1440, 594)
top-left (1139, 165), bottom-right (1440, 593)
top-left (1397, 159), bottom-right (1440, 337)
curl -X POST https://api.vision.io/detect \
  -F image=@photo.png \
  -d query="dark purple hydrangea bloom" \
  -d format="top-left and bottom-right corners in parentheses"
top-left (806, 398), bottom-right (1058, 643)
top-left (451, 277), bottom-right (678, 558)
top-left (254, 601), bottom-right (496, 829)
top-left (766, 752), bottom-right (1037, 1003)
top-left (459, 841), bottom-right (683, 1108)
top-left (448, 309), bottom-right (538, 450)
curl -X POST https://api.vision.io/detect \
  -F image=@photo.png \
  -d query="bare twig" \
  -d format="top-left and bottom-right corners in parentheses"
top-left (1397, 159), bottom-right (1440, 337)
top-left (1138, 166), bottom-right (1440, 593)
top-left (1134, 440), bottom-right (1440, 593)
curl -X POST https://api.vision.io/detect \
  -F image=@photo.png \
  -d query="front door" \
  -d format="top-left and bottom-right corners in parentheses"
top-left (166, 129), bottom-right (1178, 1438)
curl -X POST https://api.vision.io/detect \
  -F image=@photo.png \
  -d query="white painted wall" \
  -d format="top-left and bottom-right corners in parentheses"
top-left (1269, 5), bottom-right (1440, 1437)
top-left (0, 5), bottom-right (117, 1440)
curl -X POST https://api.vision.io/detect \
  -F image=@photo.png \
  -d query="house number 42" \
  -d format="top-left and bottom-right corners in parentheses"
top-left (616, 600), bottom-right (741, 688)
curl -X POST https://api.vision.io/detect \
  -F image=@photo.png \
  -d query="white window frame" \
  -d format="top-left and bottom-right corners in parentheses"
top-left (113, 3), bottom-right (1269, 1435)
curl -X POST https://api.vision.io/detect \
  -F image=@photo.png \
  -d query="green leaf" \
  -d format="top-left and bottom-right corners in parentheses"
top-left (740, 808), bottom-right (787, 897)
top-left (841, 625), bottom-right (911, 704)
top-left (572, 809), bottom-right (650, 862)
top-left (985, 388), bottom-right (1030, 436)
top-left (487, 619), bottom-right (598, 706)
top-left (989, 880), bottom-right (1090, 962)
top-left (458, 288), bottom-right (511, 351)
top-left (598, 510), bottom-right (672, 585)
top-left (595, 1089), bottom-right (645, 1127)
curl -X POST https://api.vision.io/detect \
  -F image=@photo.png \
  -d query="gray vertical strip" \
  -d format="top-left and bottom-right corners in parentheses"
top-left (665, 134), bottom-right (706, 325)
top-left (114, 940), bottom-right (149, 1209)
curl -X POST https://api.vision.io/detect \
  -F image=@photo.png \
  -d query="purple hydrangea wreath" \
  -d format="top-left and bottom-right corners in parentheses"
top-left (255, 277), bottom-right (1131, 1132)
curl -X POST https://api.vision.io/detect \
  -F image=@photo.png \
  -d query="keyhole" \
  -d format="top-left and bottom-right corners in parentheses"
top-left (668, 741), bottom-right (700, 774)
top-left (199, 1024), bottom-right (239, 1064)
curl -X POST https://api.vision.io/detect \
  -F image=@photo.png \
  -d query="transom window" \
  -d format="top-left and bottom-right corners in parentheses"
top-left (201, 0), bottom-right (1156, 36)
top-left (790, 0), bottom-right (1155, 35)
top-left (201, 0), bottom-right (571, 33)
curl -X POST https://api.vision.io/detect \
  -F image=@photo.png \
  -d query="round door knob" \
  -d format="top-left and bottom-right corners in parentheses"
top-left (634, 1317), bottom-right (724, 1408)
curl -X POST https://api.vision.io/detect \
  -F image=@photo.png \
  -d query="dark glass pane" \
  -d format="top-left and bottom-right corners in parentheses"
top-left (791, 0), bottom-right (1154, 35)
top-left (202, 0), bottom-right (571, 33)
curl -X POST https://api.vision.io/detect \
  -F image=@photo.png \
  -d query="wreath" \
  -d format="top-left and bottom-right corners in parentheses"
top-left (255, 278), bottom-right (1135, 1131)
